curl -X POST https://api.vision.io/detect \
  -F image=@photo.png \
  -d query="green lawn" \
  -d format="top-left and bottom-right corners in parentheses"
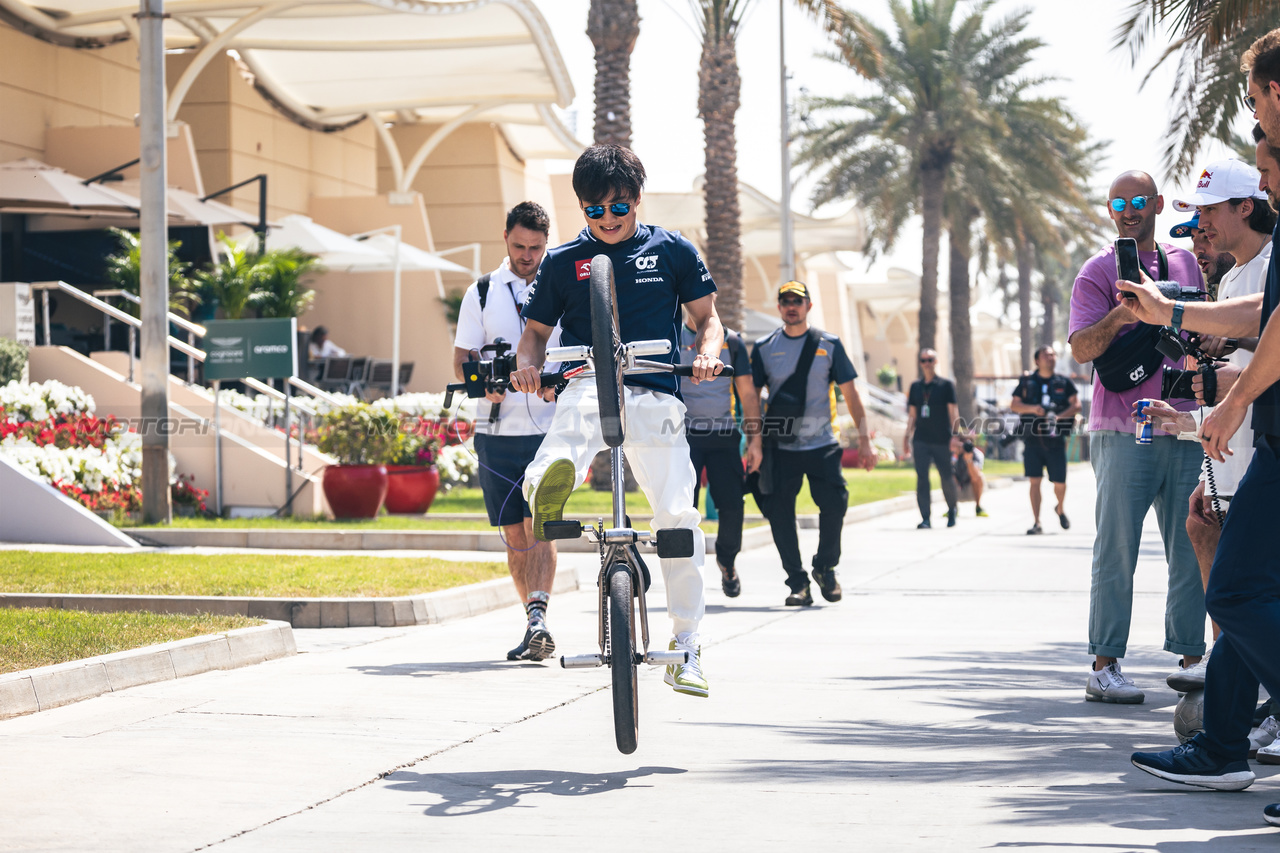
top-left (0, 552), bottom-right (507, 598)
top-left (136, 461), bottom-right (1024, 530)
top-left (0, 609), bottom-right (261, 674)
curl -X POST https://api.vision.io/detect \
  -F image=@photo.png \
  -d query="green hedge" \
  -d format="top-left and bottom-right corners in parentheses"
top-left (0, 337), bottom-right (27, 384)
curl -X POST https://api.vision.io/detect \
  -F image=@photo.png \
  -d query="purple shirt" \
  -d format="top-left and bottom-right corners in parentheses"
top-left (1068, 242), bottom-right (1202, 432)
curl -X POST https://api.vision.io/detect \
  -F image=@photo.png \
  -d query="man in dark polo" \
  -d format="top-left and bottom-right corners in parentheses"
top-left (905, 348), bottom-right (959, 528)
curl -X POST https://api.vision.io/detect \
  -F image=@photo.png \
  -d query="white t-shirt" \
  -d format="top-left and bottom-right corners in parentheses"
top-left (453, 259), bottom-right (560, 436)
top-left (1202, 239), bottom-right (1270, 496)
top-left (308, 339), bottom-right (347, 359)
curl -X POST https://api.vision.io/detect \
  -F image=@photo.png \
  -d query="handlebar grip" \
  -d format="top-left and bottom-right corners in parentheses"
top-left (540, 372), bottom-right (562, 388)
top-left (672, 364), bottom-right (734, 378)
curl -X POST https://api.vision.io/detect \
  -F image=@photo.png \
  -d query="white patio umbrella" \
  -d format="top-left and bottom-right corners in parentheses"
top-left (357, 232), bottom-right (470, 275)
top-left (0, 159), bottom-right (141, 211)
top-left (112, 180), bottom-right (266, 228)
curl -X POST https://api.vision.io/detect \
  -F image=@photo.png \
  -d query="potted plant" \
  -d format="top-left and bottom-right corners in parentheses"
top-left (314, 403), bottom-right (401, 518)
top-left (876, 364), bottom-right (898, 390)
top-left (383, 428), bottom-right (442, 514)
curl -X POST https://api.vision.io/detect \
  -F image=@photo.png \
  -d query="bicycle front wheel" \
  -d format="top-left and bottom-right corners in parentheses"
top-left (589, 254), bottom-right (625, 447)
top-left (607, 564), bottom-right (639, 754)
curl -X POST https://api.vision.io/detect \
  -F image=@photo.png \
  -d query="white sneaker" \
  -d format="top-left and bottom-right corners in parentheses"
top-left (1086, 662), bottom-right (1145, 704)
top-left (1257, 740), bottom-right (1280, 766)
top-left (1167, 656), bottom-right (1209, 693)
top-left (1250, 716), bottom-right (1280, 756)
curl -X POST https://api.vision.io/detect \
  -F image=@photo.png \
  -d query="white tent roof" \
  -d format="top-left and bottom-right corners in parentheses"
top-left (0, 0), bottom-right (580, 159)
top-left (641, 179), bottom-right (867, 260)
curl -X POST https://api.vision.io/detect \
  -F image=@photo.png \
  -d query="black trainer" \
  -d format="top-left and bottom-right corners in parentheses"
top-left (917, 519), bottom-right (931, 529)
top-left (946, 508), bottom-right (957, 528)
top-left (812, 567), bottom-right (842, 602)
top-left (525, 622), bottom-right (556, 661)
top-left (1130, 741), bottom-right (1255, 791)
top-left (719, 561), bottom-right (741, 598)
top-left (507, 626), bottom-right (533, 661)
top-left (1264, 804), bottom-right (1280, 827)
top-left (1058, 511), bottom-right (1070, 530)
top-left (785, 586), bottom-right (813, 607)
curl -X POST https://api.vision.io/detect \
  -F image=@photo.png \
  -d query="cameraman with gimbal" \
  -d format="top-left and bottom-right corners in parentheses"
top-left (452, 201), bottom-right (562, 662)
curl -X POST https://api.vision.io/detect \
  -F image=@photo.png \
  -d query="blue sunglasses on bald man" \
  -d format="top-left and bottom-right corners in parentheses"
top-left (1109, 195), bottom-right (1151, 213)
top-left (583, 202), bottom-right (632, 219)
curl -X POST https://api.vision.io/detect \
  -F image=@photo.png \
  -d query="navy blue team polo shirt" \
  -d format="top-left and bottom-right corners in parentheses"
top-left (522, 222), bottom-right (717, 395)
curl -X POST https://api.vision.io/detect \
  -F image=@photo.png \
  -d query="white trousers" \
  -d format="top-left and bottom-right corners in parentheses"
top-left (524, 380), bottom-right (705, 635)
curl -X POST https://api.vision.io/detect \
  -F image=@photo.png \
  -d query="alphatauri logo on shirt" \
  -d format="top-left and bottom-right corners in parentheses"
top-left (575, 259), bottom-right (592, 280)
top-left (635, 254), bottom-right (658, 271)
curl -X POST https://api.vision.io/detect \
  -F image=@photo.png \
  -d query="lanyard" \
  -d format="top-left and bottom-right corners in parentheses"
top-left (505, 278), bottom-right (526, 332)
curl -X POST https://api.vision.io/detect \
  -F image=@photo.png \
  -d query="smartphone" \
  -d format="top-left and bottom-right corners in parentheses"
top-left (1115, 238), bottom-right (1142, 299)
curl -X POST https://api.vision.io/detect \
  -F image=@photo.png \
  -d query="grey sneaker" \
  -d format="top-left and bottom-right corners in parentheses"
top-left (1250, 716), bottom-right (1280, 757)
top-left (1086, 662), bottom-right (1144, 704)
top-left (1168, 656), bottom-right (1208, 693)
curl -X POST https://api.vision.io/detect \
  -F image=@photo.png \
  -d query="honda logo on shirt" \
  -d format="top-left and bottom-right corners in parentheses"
top-left (575, 259), bottom-right (592, 280)
top-left (635, 254), bottom-right (658, 271)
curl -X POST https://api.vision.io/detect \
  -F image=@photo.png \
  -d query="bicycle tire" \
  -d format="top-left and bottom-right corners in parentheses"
top-left (589, 254), bottom-right (625, 446)
top-left (608, 564), bottom-right (639, 754)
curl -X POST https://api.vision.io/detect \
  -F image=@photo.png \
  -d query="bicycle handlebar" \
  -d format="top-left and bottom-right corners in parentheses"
top-left (671, 364), bottom-right (734, 378)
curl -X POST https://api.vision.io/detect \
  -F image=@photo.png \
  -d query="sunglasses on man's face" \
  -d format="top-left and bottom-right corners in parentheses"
top-left (583, 202), bottom-right (632, 219)
top-left (779, 297), bottom-right (805, 306)
top-left (920, 358), bottom-right (936, 364)
top-left (1110, 196), bottom-right (1150, 213)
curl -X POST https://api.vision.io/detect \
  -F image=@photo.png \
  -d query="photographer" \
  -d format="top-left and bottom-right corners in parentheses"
top-left (1009, 345), bottom-right (1080, 535)
top-left (452, 201), bottom-right (561, 662)
top-left (1125, 33), bottom-right (1280, 816)
top-left (1068, 169), bottom-right (1206, 705)
top-left (950, 433), bottom-right (986, 516)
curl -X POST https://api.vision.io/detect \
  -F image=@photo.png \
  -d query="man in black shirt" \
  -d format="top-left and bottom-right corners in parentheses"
top-left (905, 348), bottom-right (959, 528)
top-left (1124, 29), bottom-right (1280, 820)
top-left (1010, 345), bottom-right (1081, 535)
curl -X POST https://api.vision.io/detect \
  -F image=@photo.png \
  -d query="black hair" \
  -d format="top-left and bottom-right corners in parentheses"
top-left (1244, 29), bottom-right (1280, 87)
top-left (1228, 196), bottom-right (1279, 234)
top-left (1251, 121), bottom-right (1280, 163)
top-left (1033, 345), bottom-right (1054, 362)
top-left (505, 201), bottom-right (550, 235)
top-left (572, 144), bottom-right (646, 204)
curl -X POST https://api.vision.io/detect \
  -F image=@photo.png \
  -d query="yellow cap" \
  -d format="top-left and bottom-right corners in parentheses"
top-left (778, 281), bottom-right (809, 300)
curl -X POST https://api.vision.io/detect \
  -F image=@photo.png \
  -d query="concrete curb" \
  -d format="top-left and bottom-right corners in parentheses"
top-left (0, 563), bottom-right (580, 629)
top-left (0, 620), bottom-right (296, 721)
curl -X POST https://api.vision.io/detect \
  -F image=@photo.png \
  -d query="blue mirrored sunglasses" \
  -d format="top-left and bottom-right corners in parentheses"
top-left (583, 202), bottom-right (632, 219)
top-left (1109, 195), bottom-right (1150, 213)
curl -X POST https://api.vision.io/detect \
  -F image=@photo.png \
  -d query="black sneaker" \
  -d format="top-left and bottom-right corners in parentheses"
top-left (1264, 804), bottom-right (1280, 827)
top-left (507, 626), bottom-right (533, 661)
top-left (917, 519), bottom-right (931, 529)
top-left (719, 561), bottom-right (741, 598)
top-left (1130, 741), bottom-right (1255, 791)
top-left (1057, 510), bottom-right (1070, 530)
top-left (784, 586), bottom-right (813, 607)
top-left (525, 621), bottom-right (556, 661)
top-left (946, 508), bottom-right (957, 528)
top-left (812, 567), bottom-right (842, 602)
top-left (1027, 524), bottom-right (1043, 535)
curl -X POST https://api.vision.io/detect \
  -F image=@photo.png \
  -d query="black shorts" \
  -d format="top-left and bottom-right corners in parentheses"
top-left (1024, 441), bottom-right (1067, 483)
top-left (474, 433), bottom-right (545, 527)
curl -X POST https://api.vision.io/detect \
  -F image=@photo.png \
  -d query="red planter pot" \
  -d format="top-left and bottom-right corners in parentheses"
top-left (322, 464), bottom-right (389, 519)
top-left (383, 465), bottom-right (441, 514)
top-left (841, 448), bottom-right (859, 469)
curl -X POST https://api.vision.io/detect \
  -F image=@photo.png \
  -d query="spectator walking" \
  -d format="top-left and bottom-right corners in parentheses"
top-left (751, 281), bottom-right (876, 606)
top-left (677, 317), bottom-right (761, 598)
top-left (1009, 345), bottom-right (1080, 535)
top-left (1068, 169), bottom-right (1206, 705)
top-left (904, 349), bottom-right (959, 529)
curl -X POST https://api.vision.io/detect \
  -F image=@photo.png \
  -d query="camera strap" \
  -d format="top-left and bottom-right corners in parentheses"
top-left (1144, 244), bottom-right (1169, 282)
top-left (476, 273), bottom-right (492, 310)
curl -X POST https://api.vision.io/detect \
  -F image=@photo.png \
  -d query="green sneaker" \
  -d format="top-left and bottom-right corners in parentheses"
top-left (531, 458), bottom-right (577, 541)
top-left (975, 506), bottom-right (989, 517)
top-left (662, 635), bottom-right (708, 698)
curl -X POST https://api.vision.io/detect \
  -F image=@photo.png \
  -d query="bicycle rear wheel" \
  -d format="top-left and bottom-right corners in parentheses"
top-left (589, 254), bottom-right (625, 447)
top-left (607, 563), bottom-right (639, 754)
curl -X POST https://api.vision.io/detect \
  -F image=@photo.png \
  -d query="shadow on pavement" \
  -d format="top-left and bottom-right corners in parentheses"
top-left (383, 766), bottom-right (686, 816)
top-left (351, 660), bottom-right (551, 678)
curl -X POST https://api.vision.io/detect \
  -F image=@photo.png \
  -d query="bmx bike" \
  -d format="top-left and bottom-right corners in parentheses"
top-left (539, 254), bottom-right (732, 754)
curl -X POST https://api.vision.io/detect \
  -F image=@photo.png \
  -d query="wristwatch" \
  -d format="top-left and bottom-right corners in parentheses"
top-left (1171, 300), bottom-right (1185, 333)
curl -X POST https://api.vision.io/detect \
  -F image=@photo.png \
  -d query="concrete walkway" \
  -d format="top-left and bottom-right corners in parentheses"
top-left (4, 467), bottom-right (1276, 851)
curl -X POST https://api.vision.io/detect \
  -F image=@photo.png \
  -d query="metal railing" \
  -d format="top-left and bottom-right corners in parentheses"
top-left (30, 280), bottom-right (343, 514)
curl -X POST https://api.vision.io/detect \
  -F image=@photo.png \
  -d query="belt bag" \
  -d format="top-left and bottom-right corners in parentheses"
top-left (1092, 323), bottom-right (1164, 392)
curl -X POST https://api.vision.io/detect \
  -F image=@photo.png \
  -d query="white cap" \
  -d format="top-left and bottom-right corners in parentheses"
top-left (1172, 159), bottom-right (1268, 211)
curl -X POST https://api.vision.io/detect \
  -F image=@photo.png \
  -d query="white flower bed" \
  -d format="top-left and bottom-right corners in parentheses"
top-left (436, 441), bottom-right (478, 492)
top-left (0, 431), bottom-right (146, 492)
top-left (0, 379), bottom-right (95, 422)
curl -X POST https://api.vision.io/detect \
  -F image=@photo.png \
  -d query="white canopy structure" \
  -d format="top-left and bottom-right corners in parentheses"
top-left (0, 0), bottom-right (582, 188)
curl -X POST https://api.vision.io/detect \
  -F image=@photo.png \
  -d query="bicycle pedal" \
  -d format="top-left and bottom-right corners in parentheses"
top-left (655, 528), bottom-right (694, 559)
top-left (542, 520), bottom-right (584, 540)
top-left (560, 654), bottom-right (604, 669)
top-left (644, 650), bottom-right (689, 666)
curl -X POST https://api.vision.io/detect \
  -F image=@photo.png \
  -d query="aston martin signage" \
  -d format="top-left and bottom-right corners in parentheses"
top-left (202, 318), bottom-right (297, 380)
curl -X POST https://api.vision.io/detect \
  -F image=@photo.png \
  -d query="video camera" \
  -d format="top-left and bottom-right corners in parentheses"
top-left (1152, 285), bottom-right (1236, 405)
top-left (443, 337), bottom-right (565, 422)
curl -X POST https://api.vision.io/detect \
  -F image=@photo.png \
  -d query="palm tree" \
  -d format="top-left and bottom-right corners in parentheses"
top-left (588, 0), bottom-right (641, 147)
top-left (196, 240), bottom-right (263, 320)
top-left (103, 228), bottom-right (200, 319)
top-left (1115, 0), bottom-right (1280, 178)
top-left (690, 1), bottom-right (852, 332)
top-left (797, 0), bottom-right (1031, 354)
top-left (252, 248), bottom-right (323, 319)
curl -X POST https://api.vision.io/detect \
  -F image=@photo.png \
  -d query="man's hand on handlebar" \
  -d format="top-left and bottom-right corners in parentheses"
top-left (689, 353), bottom-right (726, 385)
top-left (509, 365), bottom-right (543, 395)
